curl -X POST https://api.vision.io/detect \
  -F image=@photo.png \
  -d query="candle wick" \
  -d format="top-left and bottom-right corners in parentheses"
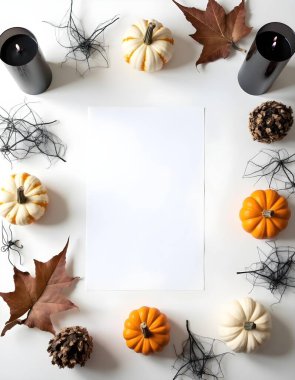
top-left (272, 36), bottom-right (278, 49)
top-left (15, 44), bottom-right (22, 54)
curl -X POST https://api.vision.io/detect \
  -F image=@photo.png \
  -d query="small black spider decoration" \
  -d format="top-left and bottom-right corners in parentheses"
top-left (237, 241), bottom-right (295, 302)
top-left (0, 101), bottom-right (66, 165)
top-left (1, 222), bottom-right (23, 266)
top-left (243, 149), bottom-right (295, 195)
top-left (44, 0), bottom-right (119, 74)
top-left (173, 320), bottom-right (229, 380)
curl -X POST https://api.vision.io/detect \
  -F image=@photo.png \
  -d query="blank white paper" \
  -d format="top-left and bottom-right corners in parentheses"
top-left (86, 107), bottom-right (204, 290)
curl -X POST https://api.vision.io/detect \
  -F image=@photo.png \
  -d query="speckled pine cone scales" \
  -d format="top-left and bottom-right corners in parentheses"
top-left (249, 101), bottom-right (293, 143)
top-left (47, 326), bottom-right (93, 368)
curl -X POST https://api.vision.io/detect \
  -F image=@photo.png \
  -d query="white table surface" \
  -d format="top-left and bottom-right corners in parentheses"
top-left (0, 1), bottom-right (295, 379)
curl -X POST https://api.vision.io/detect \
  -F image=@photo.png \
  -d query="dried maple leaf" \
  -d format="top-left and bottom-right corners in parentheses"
top-left (173, 0), bottom-right (252, 65)
top-left (0, 238), bottom-right (78, 336)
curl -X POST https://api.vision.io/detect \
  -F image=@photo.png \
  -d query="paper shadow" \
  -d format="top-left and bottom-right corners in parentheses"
top-left (47, 62), bottom-right (80, 91)
top-left (39, 187), bottom-right (69, 225)
top-left (255, 315), bottom-right (293, 357)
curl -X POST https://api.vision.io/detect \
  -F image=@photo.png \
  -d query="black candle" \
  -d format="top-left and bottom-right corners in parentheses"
top-left (0, 27), bottom-right (52, 95)
top-left (1, 34), bottom-right (38, 66)
top-left (238, 22), bottom-right (295, 95)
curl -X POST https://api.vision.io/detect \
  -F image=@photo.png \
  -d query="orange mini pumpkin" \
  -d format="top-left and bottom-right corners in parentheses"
top-left (239, 189), bottom-right (291, 239)
top-left (123, 306), bottom-right (170, 355)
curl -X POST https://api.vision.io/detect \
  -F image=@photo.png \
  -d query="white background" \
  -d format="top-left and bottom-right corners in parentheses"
top-left (0, 0), bottom-right (295, 379)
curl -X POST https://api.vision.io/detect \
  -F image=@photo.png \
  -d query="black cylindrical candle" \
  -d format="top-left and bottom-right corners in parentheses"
top-left (238, 22), bottom-right (295, 95)
top-left (0, 27), bottom-right (52, 95)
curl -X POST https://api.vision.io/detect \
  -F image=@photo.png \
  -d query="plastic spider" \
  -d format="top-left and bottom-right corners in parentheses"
top-left (1, 223), bottom-right (23, 266)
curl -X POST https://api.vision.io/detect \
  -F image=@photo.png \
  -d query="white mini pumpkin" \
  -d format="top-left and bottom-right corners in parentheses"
top-left (122, 19), bottom-right (174, 72)
top-left (0, 173), bottom-right (49, 225)
top-left (219, 297), bottom-right (271, 353)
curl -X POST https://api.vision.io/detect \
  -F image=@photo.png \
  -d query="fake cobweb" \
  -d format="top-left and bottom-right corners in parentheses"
top-left (0, 101), bottom-right (66, 165)
top-left (237, 241), bottom-right (295, 302)
top-left (44, 0), bottom-right (119, 75)
top-left (173, 320), bottom-right (229, 380)
top-left (243, 149), bottom-right (295, 196)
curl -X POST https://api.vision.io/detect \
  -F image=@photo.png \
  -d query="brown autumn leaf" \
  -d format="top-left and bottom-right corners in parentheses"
top-left (0, 238), bottom-right (78, 336)
top-left (173, 0), bottom-right (252, 65)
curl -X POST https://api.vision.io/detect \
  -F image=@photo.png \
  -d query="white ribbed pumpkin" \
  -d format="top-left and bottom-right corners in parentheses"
top-left (122, 19), bottom-right (174, 72)
top-left (219, 297), bottom-right (271, 353)
top-left (0, 173), bottom-right (49, 225)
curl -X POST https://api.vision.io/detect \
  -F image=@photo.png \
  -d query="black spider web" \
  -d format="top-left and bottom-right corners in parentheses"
top-left (237, 241), bottom-right (295, 302)
top-left (173, 320), bottom-right (229, 380)
top-left (1, 222), bottom-right (23, 266)
top-left (44, 0), bottom-right (119, 75)
top-left (0, 101), bottom-right (66, 166)
top-left (243, 149), bottom-right (295, 196)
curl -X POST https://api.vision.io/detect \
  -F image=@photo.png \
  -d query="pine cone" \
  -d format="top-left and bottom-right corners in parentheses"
top-left (47, 326), bottom-right (93, 368)
top-left (249, 101), bottom-right (293, 143)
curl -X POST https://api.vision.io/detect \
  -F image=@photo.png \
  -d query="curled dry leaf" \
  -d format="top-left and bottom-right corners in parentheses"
top-left (173, 0), bottom-right (252, 65)
top-left (0, 238), bottom-right (78, 336)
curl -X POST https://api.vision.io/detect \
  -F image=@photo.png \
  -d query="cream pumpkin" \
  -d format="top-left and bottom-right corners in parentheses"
top-left (122, 19), bottom-right (174, 72)
top-left (219, 297), bottom-right (271, 353)
top-left (0, 173), bottom-right (49, 225)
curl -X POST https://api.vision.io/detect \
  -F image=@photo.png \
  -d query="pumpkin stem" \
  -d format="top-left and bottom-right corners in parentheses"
top-left (262, 210), bottom-right (275, 218)
top-left (140, 322), bottom-right (152, 338)
top-left (144, 22), bottom-right (156, 45)
top-left (244, 321), bottom-right (256, 331)
top-left (17, 186), bottom-right (27, 204)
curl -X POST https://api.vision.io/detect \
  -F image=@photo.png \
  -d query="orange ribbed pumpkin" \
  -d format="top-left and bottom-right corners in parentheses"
top-left (123, 306), bottom-right (170, 355)
top-left (239, 189), bottom-right (291, 239)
